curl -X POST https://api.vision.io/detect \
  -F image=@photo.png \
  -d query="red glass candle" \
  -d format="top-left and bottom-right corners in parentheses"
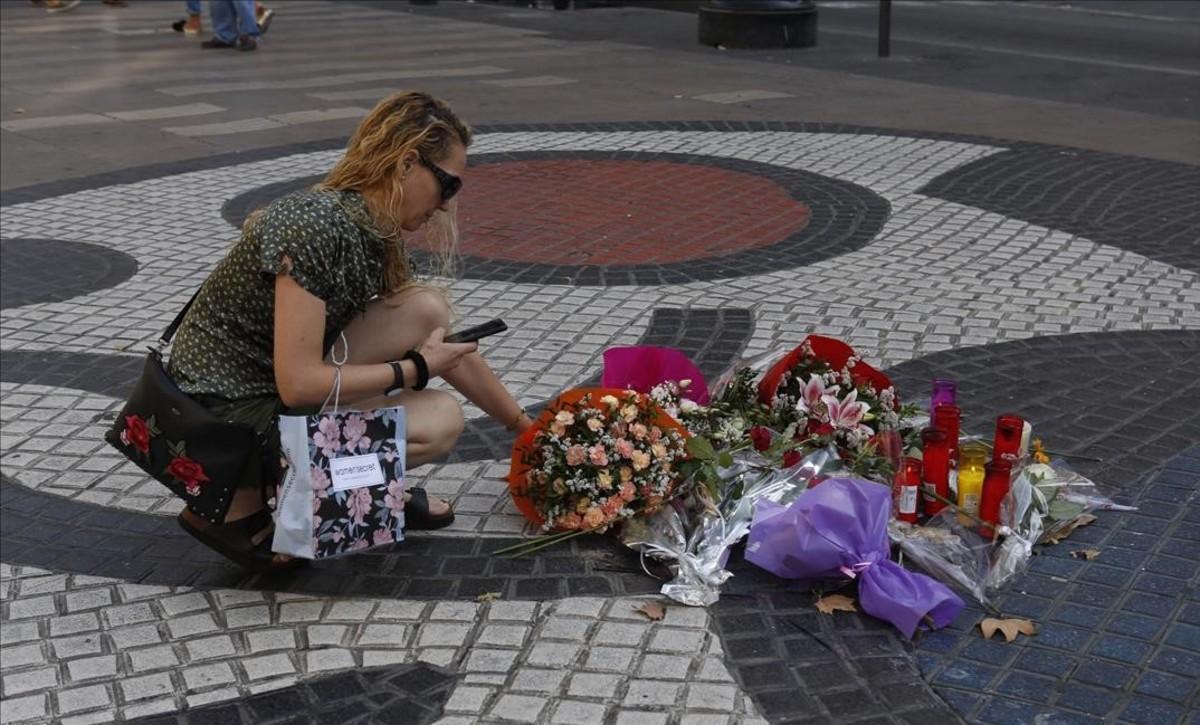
top-left (893, 456), bottom-right (922, 524)
top-left (933, 404), bottom-right (961, 463)
top-left (992, 414), bottom-right (1025, 463)
top-left (978, 460), bottom-right (1013, 537)
top-left (921, 428), bottom-right (951, 516)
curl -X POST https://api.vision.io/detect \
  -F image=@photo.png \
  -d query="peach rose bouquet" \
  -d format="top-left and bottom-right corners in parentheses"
top-left (502, 388), bottom-right (690, 555)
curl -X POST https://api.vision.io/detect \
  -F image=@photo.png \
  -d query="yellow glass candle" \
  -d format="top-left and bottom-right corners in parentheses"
top-left (956, 443), bottom-right (987, 524)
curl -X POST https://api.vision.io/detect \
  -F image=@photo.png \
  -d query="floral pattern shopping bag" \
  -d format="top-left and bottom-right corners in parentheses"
top-left (274, 405), bottom-right (407, 559)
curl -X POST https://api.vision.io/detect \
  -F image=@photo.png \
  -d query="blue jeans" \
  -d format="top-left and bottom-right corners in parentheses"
top-left (209, 0), bottom-right (257, 42)
top-left (186, 0), bottom-right (201, 15)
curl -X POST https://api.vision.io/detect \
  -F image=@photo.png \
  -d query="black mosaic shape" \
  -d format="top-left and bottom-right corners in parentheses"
top-left (0, 473), bottom-right (666, 598)
top-left (0, 349), bottom-right (144, 398)
top-left (0, 238), bottom-right (137, 310)
top-left (220, 151), bottom-right (891, 286)
top-left (446, 307), bottom-right (754, 463)
top-left (221, 174), bottom-right (325, 230)
top-left (126, 661), bottom-right (455, 725)
top-left (919, 146), bottom-right (1200, 275)
top-left (699, 543), bottom-right (965, 724)
top-left (884, 329), bottom-right (1200, 499)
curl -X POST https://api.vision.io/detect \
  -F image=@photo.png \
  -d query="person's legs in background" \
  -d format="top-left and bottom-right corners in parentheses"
top-left (232, 0), bottom-right (258, 51)
top-left (202, 0), bottom-right (238, 49)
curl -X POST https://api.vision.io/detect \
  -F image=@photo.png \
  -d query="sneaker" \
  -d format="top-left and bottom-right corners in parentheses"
top-left (257, 7), bottom-right (274, 35)
top-left (236, 35), bottom-right (257, 52)
top-left (201, 37), bottom-right (236, 49)
top-left (45, 0), bottom-right (81, 13)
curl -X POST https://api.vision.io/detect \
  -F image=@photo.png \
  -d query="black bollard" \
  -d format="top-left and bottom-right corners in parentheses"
top-left (698, 0), bottom-right (818, 49)
top-left (878, 0), bottom-right (891, 57)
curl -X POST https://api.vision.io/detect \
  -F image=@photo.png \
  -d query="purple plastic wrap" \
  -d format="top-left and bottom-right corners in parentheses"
top-left (745, 477), bottom-right (964, 638)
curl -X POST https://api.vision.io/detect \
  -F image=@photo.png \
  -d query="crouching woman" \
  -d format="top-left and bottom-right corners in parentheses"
top-left (166, 91), bottom-right (531, 569)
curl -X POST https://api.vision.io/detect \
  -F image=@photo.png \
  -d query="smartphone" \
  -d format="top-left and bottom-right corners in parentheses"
top-left (444, 319), bottom-right (508, 344)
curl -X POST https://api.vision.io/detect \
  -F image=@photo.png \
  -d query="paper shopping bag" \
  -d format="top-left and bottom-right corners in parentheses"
top-left (273, 407), bottom-right (407, 559)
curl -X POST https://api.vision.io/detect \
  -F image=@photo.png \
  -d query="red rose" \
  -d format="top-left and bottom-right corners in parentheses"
top-left (805, 421), bottom-right (834, 438)
top-left (166, 455), bottom-right (210, 494)
top-left (782, 450), bottom-right (804, 468)
top-left (121, 415), bottom-right (151, 455)
top-left (749, 426), bottom-right (772, 452)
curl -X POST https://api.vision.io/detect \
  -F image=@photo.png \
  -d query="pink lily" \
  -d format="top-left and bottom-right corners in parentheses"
top-left (796, 375), bottom-right (827, 415)
top-left (821, 389), bottom-right (870, 432)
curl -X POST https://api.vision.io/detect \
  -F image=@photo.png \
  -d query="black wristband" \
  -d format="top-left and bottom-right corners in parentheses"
top-left (385, 360), bottom-right (405, 396)
top-left (402, 349), bottom-right (429, 391)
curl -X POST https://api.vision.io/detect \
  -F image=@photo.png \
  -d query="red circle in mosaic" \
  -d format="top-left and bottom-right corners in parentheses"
top-left (409, 159), bottom-right (811, 265)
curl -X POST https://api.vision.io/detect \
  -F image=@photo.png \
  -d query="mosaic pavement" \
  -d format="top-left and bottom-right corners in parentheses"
top-left (1, 122), bottom-right (1198, 724)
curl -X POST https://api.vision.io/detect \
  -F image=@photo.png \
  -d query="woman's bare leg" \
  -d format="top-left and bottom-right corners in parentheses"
top-left (334, 288), bottom-right (464, 514)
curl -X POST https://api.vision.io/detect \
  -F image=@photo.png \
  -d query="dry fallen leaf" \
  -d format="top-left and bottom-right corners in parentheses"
top-left (1071, 549), bottom-right (1101, 560)
top-left (1041, 513), bottom-right (1098, 545)
top-left (980, 617), bottom-right (1037, 643)
top-left (475, 592), bottom-right (503, 603)
top-left (814, 594), bottom-right (858, 615)
top-left (634, 601), bottom-right (666, 621)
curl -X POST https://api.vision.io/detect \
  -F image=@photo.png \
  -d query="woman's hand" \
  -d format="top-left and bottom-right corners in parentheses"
top-left (418, 327), bottom-right (478, 379)
top-left (512, 412), bottom-right (534, 435)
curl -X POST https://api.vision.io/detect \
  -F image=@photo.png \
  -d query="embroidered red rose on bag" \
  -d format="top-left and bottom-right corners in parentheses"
top-left (120, 414), bottom-right (158, 456)
top-left (163, 440), bottom-right (210, 496)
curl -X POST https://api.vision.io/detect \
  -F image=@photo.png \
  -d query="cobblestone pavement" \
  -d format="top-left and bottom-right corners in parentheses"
top-left (2, 2), bottom-right (1198, 724)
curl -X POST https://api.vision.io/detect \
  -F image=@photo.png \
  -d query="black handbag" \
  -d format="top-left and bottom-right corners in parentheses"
top-left (104, 291), bottom-right (263, 525)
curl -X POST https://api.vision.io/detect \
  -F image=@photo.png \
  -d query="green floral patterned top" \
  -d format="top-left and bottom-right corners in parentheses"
top-left (168, 188), bottom-right (386, 400)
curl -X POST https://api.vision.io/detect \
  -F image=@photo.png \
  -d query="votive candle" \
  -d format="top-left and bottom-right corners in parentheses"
top-left (921, 427), bottom-right (951, 516)
top-left (894, 456), bottom-right (922, 524)
top-left (931, 378), bottom-right (956, 411)
top-left (979, 459), bottom-right (1013, 537)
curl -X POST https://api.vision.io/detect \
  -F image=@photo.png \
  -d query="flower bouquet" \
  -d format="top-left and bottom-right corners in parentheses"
top-left (502, 387), bottom-right (691, 555)
top-left (757, 335), bottom-right (906, 483)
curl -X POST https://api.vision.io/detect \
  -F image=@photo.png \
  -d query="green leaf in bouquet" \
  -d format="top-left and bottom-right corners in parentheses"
top-left (677, 459), bottom-right (704, 480)
top-left (717, 451), bottom-right (734, 468)
top-left (686, 436), bottom-right (717, 461)
top-left (1047, 499), bottom-right (1085, 521)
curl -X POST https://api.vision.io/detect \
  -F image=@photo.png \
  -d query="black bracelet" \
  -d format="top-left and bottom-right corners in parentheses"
top-left (402, 349), bottom-right (429, 391)
top-left (385, 360), bottom-right (405, 396)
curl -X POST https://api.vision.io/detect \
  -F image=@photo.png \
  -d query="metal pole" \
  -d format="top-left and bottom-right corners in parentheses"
top-left (878, 0), bottom-right (891, 57)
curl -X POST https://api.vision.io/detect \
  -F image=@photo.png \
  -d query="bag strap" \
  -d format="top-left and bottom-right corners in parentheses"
top-left (158, 288), bottom-right (201, 348)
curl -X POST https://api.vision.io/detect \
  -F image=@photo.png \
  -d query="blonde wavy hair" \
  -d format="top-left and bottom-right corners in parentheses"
top-left (318, 91), bottom-right (472, 295)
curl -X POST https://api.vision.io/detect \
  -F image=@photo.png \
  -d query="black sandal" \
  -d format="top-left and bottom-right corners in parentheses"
top-left (178, 508), bottom-right (304, 572)
top-left (404, 488), bottom-right (455, 530)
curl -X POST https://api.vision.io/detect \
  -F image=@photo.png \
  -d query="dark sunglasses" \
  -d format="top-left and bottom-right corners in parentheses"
top-left (417, 153), bottom-right (462, 204)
